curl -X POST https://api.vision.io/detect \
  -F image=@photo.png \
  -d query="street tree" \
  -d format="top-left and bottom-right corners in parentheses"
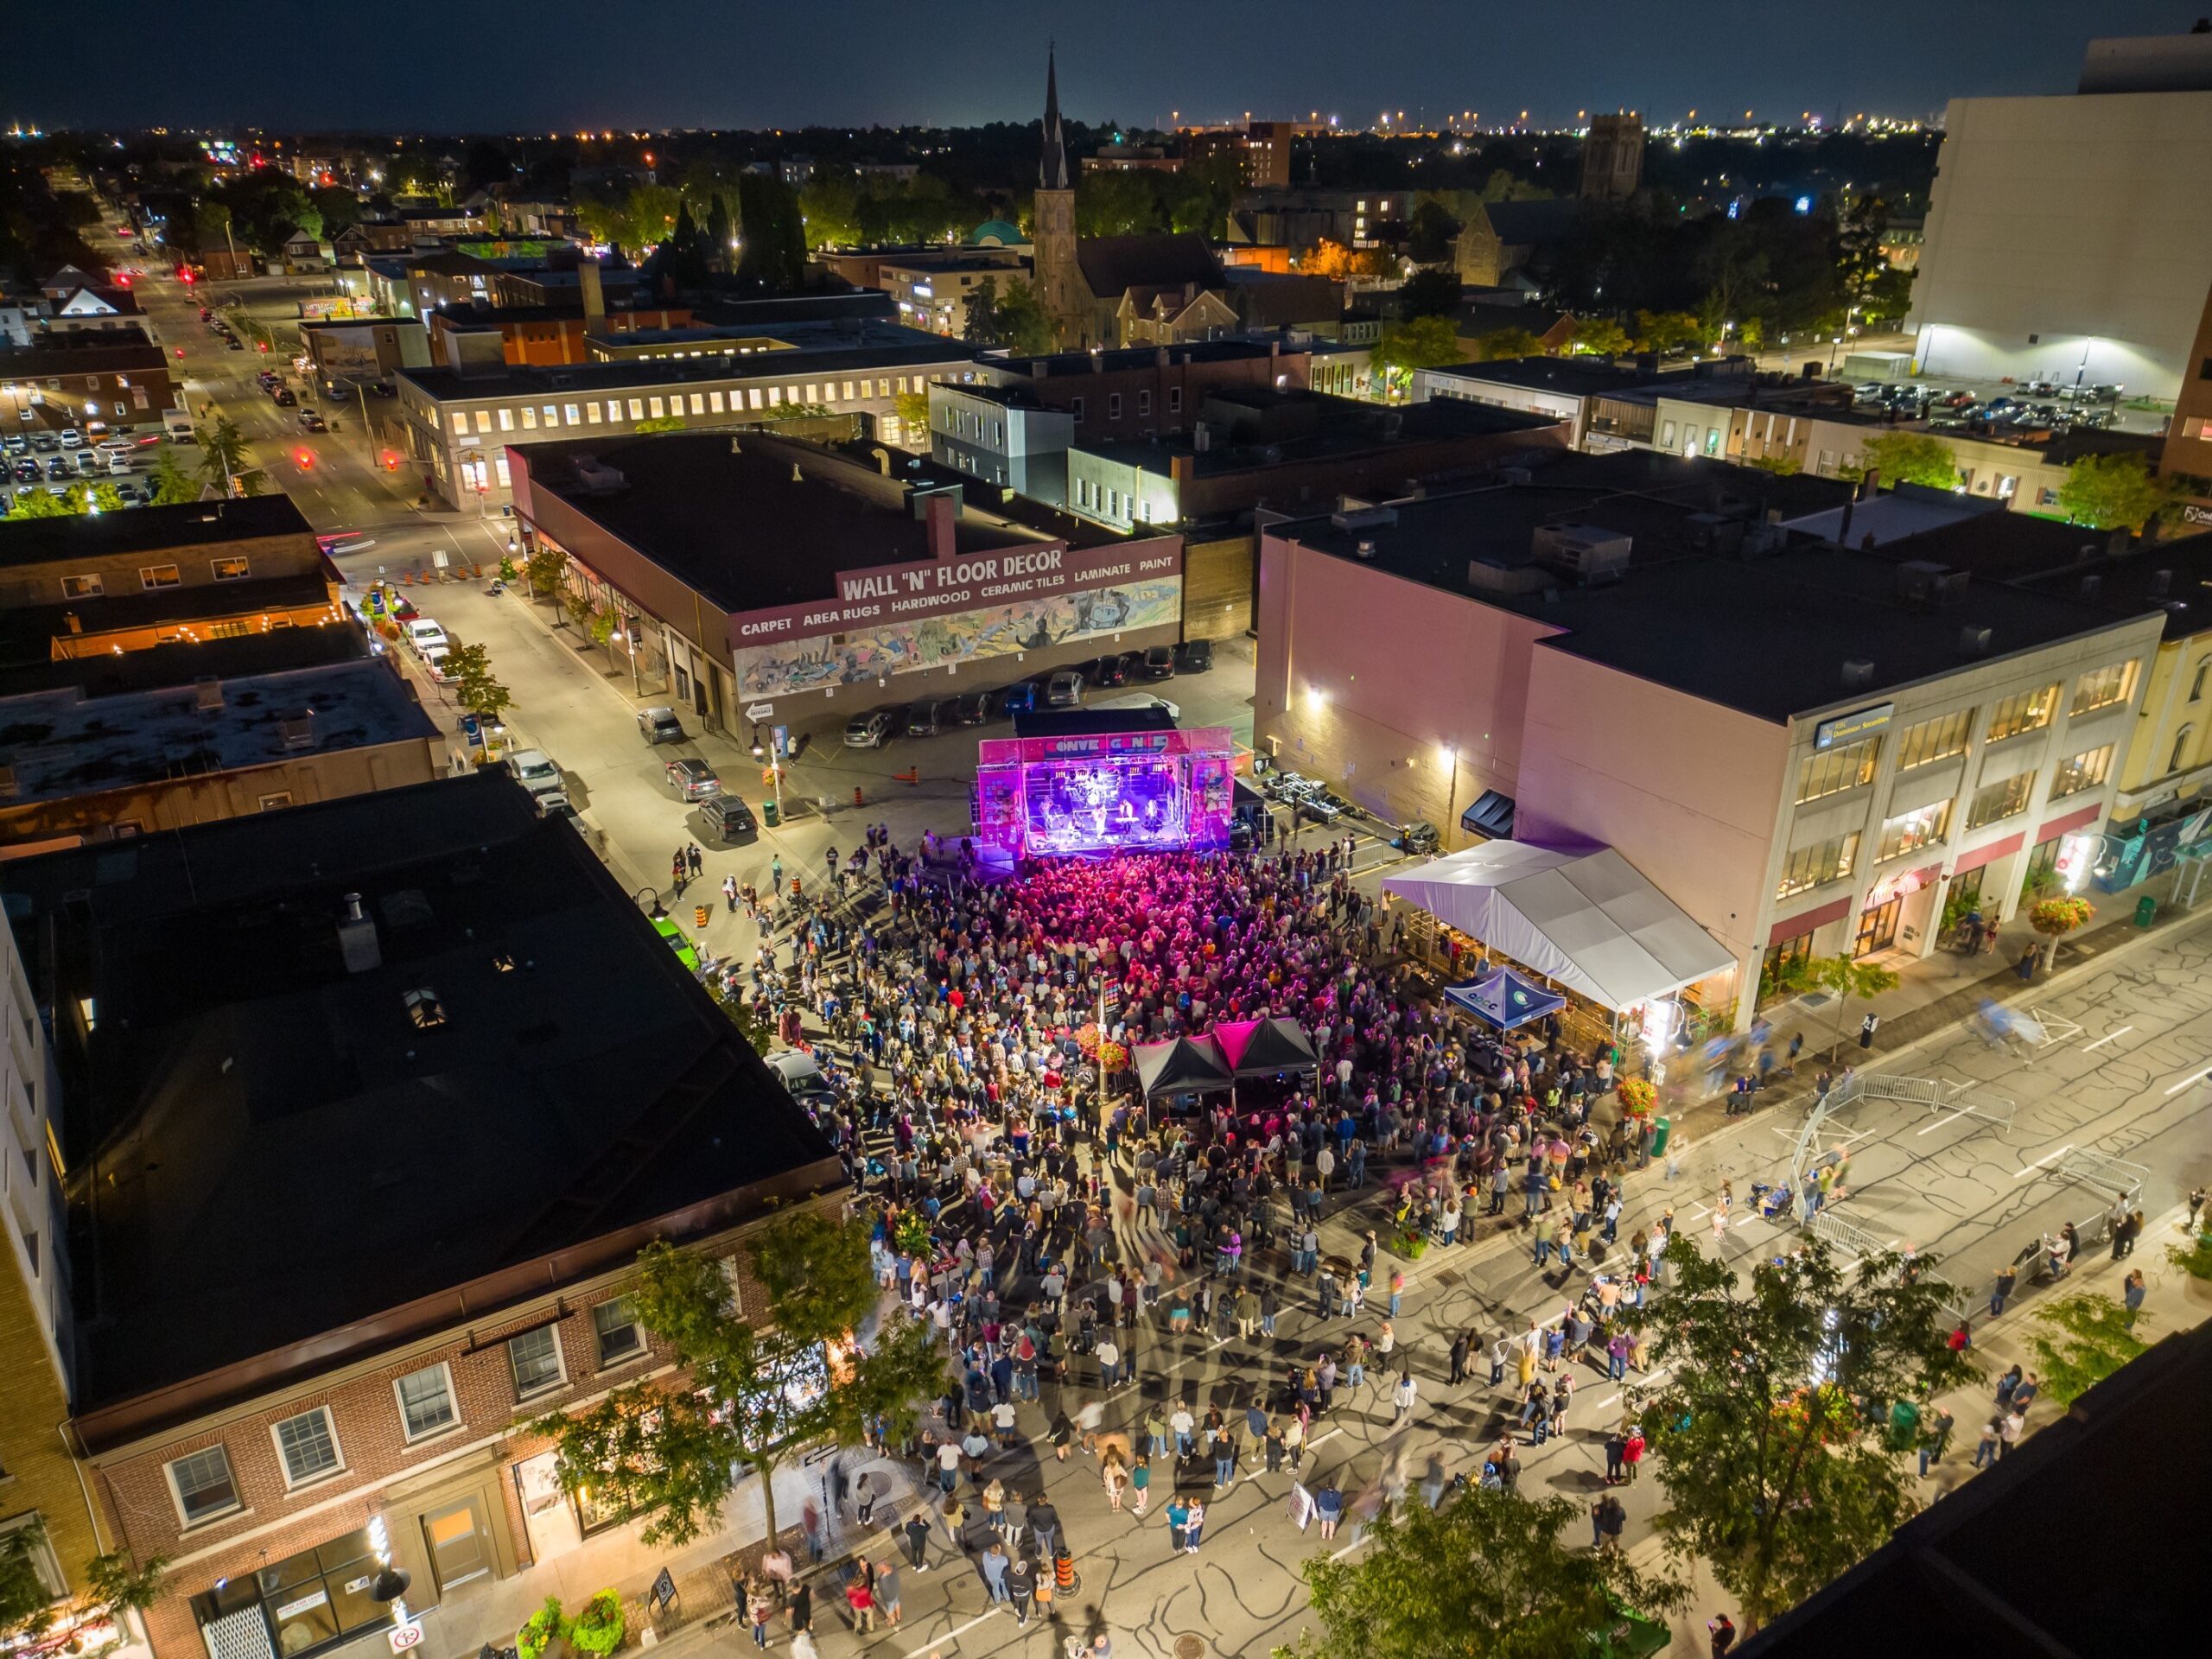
top-left (632, 416), bottom-right (686, 435)
top-left (194, 416), bottom-right (251, 495)
top-left (2058, 451), bottom-right (2175, 532)
top-left (524, 541), bottom-right (567, 607)
top-left (1474, 327), bottom-right (1543, 362)
top-left (0, 1519), bottom-right (54, 1637)
top-left (149, 449), bottom-right (201, 505)
top-left (1301, 238), bottom-right (1392, 281)
top-left (1371, 315), bottom-right (1465, 397)
top-left (1567, 316), bottom-right (1631, 358)
top-left (893, 391), bottom-right (930, 443)
top-left (1624, 1237), bottom-right (1976, 1633)
top-left (443, 636), bottom-right (512, 726)
top-left (1806, 952), bottom-right (1900, 1059)
top-left (1632, 309), bottom-right (1703, 354)
top-left (3, 486), bottom-right (74, 520)
top-left (1281, 1485), bottom-right (1681, 1659)
top-left (1844, 430), bottom-right (1959, 491)
top-left (2030, 1293), bottom-right (2150, 1406)
top-left (539, 1221), bottom-right (942, 1551)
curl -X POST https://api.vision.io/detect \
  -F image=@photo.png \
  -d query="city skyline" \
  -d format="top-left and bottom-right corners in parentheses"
top-left (9, 0), bottom-right (2192, 135)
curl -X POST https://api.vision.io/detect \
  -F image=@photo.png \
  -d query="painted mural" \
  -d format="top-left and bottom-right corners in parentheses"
top-left (735, 577), bottom-right (1183, 698)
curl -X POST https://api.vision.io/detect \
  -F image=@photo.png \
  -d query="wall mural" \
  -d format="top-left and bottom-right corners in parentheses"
top-left (734, 578), bottom-right (1183, 698)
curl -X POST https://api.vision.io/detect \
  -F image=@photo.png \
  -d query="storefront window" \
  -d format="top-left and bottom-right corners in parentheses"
top-left (1876, 801), bottom-right (1949, 862)
top-left (194, 1528), bottom-right (387, 1659)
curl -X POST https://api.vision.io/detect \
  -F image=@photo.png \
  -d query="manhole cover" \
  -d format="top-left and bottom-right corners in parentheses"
top-left (1174, 1637), bottom-right (1206, 1659)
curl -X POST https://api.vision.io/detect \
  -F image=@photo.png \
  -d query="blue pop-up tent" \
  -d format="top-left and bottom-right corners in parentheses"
top-left (1444, 966), bottom-right (1567, 1031)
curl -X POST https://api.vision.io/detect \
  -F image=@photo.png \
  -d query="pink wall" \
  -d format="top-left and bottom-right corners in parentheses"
top-left (1255, 531), bottom-right (1560, 817)
top-left (1516, 645), bottom-right (1788, 988)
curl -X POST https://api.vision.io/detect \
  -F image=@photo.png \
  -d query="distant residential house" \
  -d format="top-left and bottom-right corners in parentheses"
top-left (282, 230), bottom-right (330, 272)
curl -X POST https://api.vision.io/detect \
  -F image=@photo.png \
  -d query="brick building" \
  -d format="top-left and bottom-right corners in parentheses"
top-left (0, 775), bottom-right (841, 1659)
top-left (0, 325), bottom-right (179, 435)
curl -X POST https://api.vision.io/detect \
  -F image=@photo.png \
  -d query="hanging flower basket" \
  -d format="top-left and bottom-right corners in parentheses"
top-left (1616, 1077), bottom-right (1658, 1120)
top-left (2027, 895), bottom-right (2094, 938)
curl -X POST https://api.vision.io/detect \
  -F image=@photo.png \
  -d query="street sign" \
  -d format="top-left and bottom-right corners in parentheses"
top-left (772, 725), bottom-right (790, 758)
top-left (650, 1568), bottom-right (678, 1611)
top-left (387, 1623), bottom-right (423, 1653)
top-left (745, 702), bottom-right (774, 721)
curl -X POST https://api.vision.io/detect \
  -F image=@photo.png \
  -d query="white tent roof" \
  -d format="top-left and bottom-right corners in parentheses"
top-left (1383, 842), bottom-right (1736, 1010)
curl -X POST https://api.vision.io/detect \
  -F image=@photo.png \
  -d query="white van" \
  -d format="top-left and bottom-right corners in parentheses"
top-left (404, 619), bottom-right (449, 658)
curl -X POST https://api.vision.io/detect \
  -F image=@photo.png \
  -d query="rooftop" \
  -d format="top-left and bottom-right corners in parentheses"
top-left (0, 621), bottom-right (363, 699)
top-left (0, 656), bottom-right (436, 810)
top-left (0, 494), bottom-right (315, 569)
top-left (400, 334), bottom-right (978, 402)
top-left (0, 570), bottom-right (338, 667)
top-left (1274, 452), bottom-right (2153, 722)
top-left (517, 432), bottom-right (1072, 613)
top-left (1075, 395), bottom-right (1562, 478)
top-left (985, 339), bottom-right (1299, 379)
top-left (0, 325), bottom-right (164, 369)
top-left (5, 772), bottom-right (837, 1418)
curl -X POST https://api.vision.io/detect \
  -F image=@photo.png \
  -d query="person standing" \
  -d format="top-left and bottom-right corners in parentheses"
top-left (1166, 1497), bottom-right (1190, 1553)
top-left (1707, 1614), bottom-right (1738, 1656)
top-left (1028, 1494), bottom-right (1059, 1560)
top-left (1917, 1407), bottom-right (1954, 1478)
top-left (1007, 1554), bottom-right (1034, 1627)
top-left (1184, 1496), bottom-right (1207, 1554)
top-left (978, 1541), bottom-right (1011, 1604)
top-left (723, 873), bottom-right (740, 912)
top-left (874, 1560), bottom-right (901, 1628)
top-left (1989, 1262), bottom-right (2015, 1319)
top-left (1394, 1370), bottom-right (1418, 1426)
top-left (1449, 1331), bottom-right (1470, 1386)
top-left (901, 1510), bottom-right (931, 1573)
top-left (1130, 1457), bottom-right (1151, 1516)
top-left (1622, 1425), bottom-right (1645, 1483)
top-left (2125, 1268), bottom-right (2147, 1329)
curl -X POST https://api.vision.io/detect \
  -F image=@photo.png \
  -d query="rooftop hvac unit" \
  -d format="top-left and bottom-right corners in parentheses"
top-left (1531, 522), bottom-right (1631, 585)
top-left (568, 454), bottom-right (627, 494)
top-left (1894, 560), bottom-right (1969, 607)
top-left (1330, 501), bottom-right (1397, 532)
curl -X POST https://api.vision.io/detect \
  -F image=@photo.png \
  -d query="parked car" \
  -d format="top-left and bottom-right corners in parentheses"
top-left (404, 618), bottom-right (448, 658)
top-left (1174, 638), bottom-right (1213, 673)
top-left (1135, 645), bottom-right (1177, 681)
top-left (664, 756), bottom-right (722, 801)
top-left (902, 699), bottom-right (943, 738)
top-left (999, 679), bottom-right (1040, 716)
top-left (1393, 820), bottom-right (1441, 855)
top-left (636, 705), bottom-right (686, 744)
top-left (57, 428), bottom-right (80, 448)
top-left (1084, 653), bottom-right (1129, 687)
top-left (71, 451), bottom-right (99, 477)
top-left (112, 482), bottom-right (146, 505)
top-left (506, 749), bottom-right (563, 800)
top-left (534, 789), bottom-right (577, 822)
top-left (946, 691), bottom-right (989, 726)
top-left (30, 433), bottom-right (58, 452)
top-left (106, 453), bottom-right (132, 475)
top-left (1046, 669), bottom-right (1085, 708)
top-left (843, 709), bottom-right (893, 748)
top-left (43, 456), bottom-right (70, 480)
top-left (690, 795), bottom-right (758, 845)
top-left (271, 388), bottom-right (296, 407)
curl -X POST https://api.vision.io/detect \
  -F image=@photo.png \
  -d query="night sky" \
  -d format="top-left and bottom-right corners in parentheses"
top-left (9, 0), bottom-right (2196, 133)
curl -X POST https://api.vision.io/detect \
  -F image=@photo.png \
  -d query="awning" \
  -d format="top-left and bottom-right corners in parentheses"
top-left (1133, 1035), bottom-right (1235, 1098)
top-left (1212, 1016), bottom-right (1319, 1077)
top-left (1445, 967), bottom-right (1567, 1031)
top-left (1460, 789), bottom-right (1516, 840)
top-left (1384, 842), bottom-right (1737, 1010)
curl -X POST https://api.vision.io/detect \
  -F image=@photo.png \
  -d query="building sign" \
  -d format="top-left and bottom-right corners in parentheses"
top-left (388, 1623), bottom-right (424, 1653)
top-left (1814, 702), bottom-right (1895, 751)
top-left (733, 537), bottom-right (1184, 699)
top-left (272, 1592), bottom-right (330, 1623)
top-left (2183, 504), bottom-right (2212, 527)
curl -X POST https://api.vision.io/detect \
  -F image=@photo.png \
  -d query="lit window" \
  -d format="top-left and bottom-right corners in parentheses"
top-left (60, 574), bottom-right (102, 599)
top-left (1966, 771), bottom-right (2035, 830)
top-left (2050, 744), bottom-right (2113, 799)
top-left (519, 406), bottom-right (537, 429)
top-left (1894, 709), bottom-right (1973, 770)
top-left (1795, 736), bottom-right (1880, 804)
top-left (166, 1446), bottom-right (241, 1528)
top-left (1875, 801), bottom-right (1950, 862)
top-left (647, 397), bottom-right (665, 419)
top-left (2070, 660), bottom-right (2139, 716)
top-left (137, 564), bottom-right (180, 591)
top-left (1775, 833), bottom-right (1859, 900)
top-left (271, 1407), bottom-right (342, 1487)
top-left (1986, 683), bottom-right (2060, 743)
top-left (564, 404), bottom-right (581, 425)
top-left (508, 1325), bottom-right (565, 1398)
top-left (497, 408), bottom-right (513, 432)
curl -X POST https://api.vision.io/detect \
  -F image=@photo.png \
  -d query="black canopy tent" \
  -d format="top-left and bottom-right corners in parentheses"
top-left (1224, 1016), bottom-right (1319, 1077)
top-left (1133, 1034), bottom-right (1236, 1099)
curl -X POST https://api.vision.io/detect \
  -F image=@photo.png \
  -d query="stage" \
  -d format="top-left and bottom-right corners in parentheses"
top-left (974, 725), bottom-right (1236, 861)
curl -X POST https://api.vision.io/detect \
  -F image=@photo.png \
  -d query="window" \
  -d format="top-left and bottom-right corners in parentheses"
top-left (60, 574), bottom-right (102, 599)
top-left (137, 563), bottom-right (179, 591)
top-left (1137, 391), bottom-right (1152, 416)
top-left (1659, 420), bottom-right (1675, 447)
top-left (628, 399), bottom-right (645, 421)
top-left (2171, 724), bottom-right (2196, 776)
top-left (257, 791), bottom-right (293, 811)
top-left (2050, 744), bottom-right (2114, 799)
top-left (594, 1296), bottom-right (645, 1366)
top-left (646, 396), bottom-right (664, 419)
top-left (448, 410), bottom-right (468, 435)
top-left (1876, 801), bottom-right (1950, 862)
top-left (1071, 397), bottom-right (1085, 423)
top-left (496, 408), bottom-right (513, 432)
top-left (1703, 427), bottom-right (1720, 456)
top-left (508, 1325), bottom-right (566, 1398)
top-left (689, 393), bottom-right (704, 415)
top-left (804, 384), bottom-right (819, 405)
top-left (542, 405), bottom-right (557, 428)
top-left (1775, 832), bottom-right (1860, 899)
top-left (271, 1407), bottom-right (342, 1487)
top-left (1893, 709), bottom-right (1974, 771)
top-left (2194, 658), bottom-right (2212, 703)
top-left (0, 1514), bottom-right (64, 1602)
top-left (709, 392), bottom-right (725, 413)
top-left (1108, 393), bottom-right (1122, 421)
top-left (519, 405), bottom-right (537, 429)
top-left (1986, 683), bottom-right (2059, 742)
top-left (1796, 735), bottom-right (1880, 804)
top-left (394, 1363), bottom-right (458, 1440)
top-left (211, 556), bottom-right (250, 582)
top-left (2071, 660), bottom-right (2139, 716)
top-left (1966, 772), bottom-right (2035, 830)
top-left (168, 1446), bottom-right (242, 1527)
top-left (1168, 386), bottom-right (1182, 413)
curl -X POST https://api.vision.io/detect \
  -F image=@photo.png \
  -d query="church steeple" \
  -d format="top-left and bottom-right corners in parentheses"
top-left (1039, 44), bottom-right (1071, 191)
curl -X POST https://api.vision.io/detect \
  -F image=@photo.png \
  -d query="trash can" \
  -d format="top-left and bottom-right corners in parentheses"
top-left (762, 798), bottom-right (780, 828)
top-left (2135, 894), bottom-right (2157, 929)
top-left (1648, 1116), bottom-right (1671, 1158)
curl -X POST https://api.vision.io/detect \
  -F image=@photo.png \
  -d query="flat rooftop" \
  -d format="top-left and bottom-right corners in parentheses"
top-left (988, 340), bottom-right (1300, 378)
top-left (1429, 355), bottom-right (1757, 398)
top-left (1076, 397), bottom-right (1560, 477)
top-left (401, 334), bottom-right (978, 401)
top-left (587, 316), bottom-right (946, 355)
top-left (0, 494), bottom-right (315, 569)
top-left (519, 432), bottom-right (1070, 613)
top-left (5, 772), bottom-right (837, 1414)
top-left (0, 657), bottom-right (435, 809)
top-left (1275, 453), bottom-right (2152, 722)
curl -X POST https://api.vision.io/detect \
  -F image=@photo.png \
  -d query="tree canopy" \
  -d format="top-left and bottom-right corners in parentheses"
top-left (1624, 1237), bottom-right (1977, 1631)
top-left (2057, 451), bottom-right (2175, 532)
top-left (1282, 1485), bottom-right (1681, 1659)
top-left (1396, 266), bottom-right (1463, 321)
top-left (1844, 430), bottom-right (1960, 492)
top-left (962, 276), bottom-right (1053, 354)
top-left (1372, 315), bottom-right (1465, 384)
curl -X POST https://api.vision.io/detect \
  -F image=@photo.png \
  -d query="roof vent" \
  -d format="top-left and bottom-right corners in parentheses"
top-left (1532, 523), bottom-right (1632, 586)
top-left (2151, 569), bottom-right (2173, 598)
top-left (194, 676), bottom-right (223, 711)
top-left (1958, 623), bottom-right (1993, 656)
top-left (337, 892), bottom-right (381, 974)
top-left (1841, 658), bottom-right (1877, 690)
top-left (279, 711), bottom-right (315, 750)
top-left (404, 986), bottom-right (447, 1028)
top-left (1894, 561), bottom-right (1968, 607)
top-left (1355, 538), bottom-right (1376, 559)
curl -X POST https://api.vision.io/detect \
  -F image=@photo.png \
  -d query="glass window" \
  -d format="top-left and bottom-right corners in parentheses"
top-left (1775, 832), bottom-right (1860, 900)
top-left (1169, 387), bottom-right (1182, 412)
top-left (395, 1363), bottom-right (458, 1440)
top-left (1966, 771), bottom-right (2035, 831)
top-left (1071, 397), bottom-right (1085, 423)
top-left (60, 574), bottom-right (102, 599)
top-left (594, 1296), bottom-right (645, 1366)
top-left (519, 405), bottom-right (537, 429)
top-left (138, 564), bottom-right (180, 591)
top-left (1876, 801), bottom-right (1950, 862)
top-left (2193, 658), bottom-right (2212, 702)
top-left (448, 411), bottom-right (467, 435)
top-left (2050, 744), bottom-right (2114, 800)
top-left (1137, 391), bottom-right (1152, 416)
top-left (585, 402), bottom-right (602, 424)
top-left (496, 408), bottom-right (514, 432)
top-left (1660, 420), bottom-right (1675, 447)
top-left (2171, 724), bottom-right (2196, 775)
top-left (168, 1446), bottom-right (241, 1526)
top-left (804, 384), bottom-right (819, 404)
top-left (709, 391), bottom-right (724, 413)
top-left (252, 1528), bottom-right (384, 1658)
top-left (1986, 683), bottom-right (2060, 742)
top-left (1796, 735), bottom-right (1880, 804)
top-left (2070, 660), bottom-right (2139, 716)
top-left (272, 1408), bottom-right (341, 1486)
top-left (647, 396), bottom-right (665, 419)
top-left (1895, 709), bottom-right (1973, 771)
top-left (842, 381), bottom-right (856, 402)
top-left (210, 556), bottom-right (251, 582)
top-left (1109, 394), bottom-right (1122, 420)
top-left (628, 399), bottom-right (645, 421)
top-left (542, 406), bottom-right (557, 428)
top-left (508, 1325), bottom-right (565, 1398)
